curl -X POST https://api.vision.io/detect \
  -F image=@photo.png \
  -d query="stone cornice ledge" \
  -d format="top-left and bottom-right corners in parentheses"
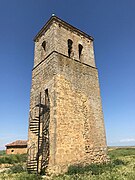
top-left (32, 51), bottom-right (97, 71)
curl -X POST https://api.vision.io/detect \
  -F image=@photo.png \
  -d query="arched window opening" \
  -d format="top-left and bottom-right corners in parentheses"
top-left (68, 39), bottom-right (73, 58)
top-left (42, 41), bottom-right (46, 51)
top-left (78, 44), bottom-right (83, 59)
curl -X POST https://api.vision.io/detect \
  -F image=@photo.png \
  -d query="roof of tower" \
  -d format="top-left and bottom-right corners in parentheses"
top-left (34, 15), bottom-right (94, 42)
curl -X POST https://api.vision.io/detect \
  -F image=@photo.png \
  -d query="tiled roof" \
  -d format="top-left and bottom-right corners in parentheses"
top-left (5, 140), bottom-right (27, 147)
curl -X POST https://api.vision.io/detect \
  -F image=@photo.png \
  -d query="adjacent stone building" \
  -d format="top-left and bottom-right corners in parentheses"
top-left (27, 16), bottom-right (108, 174)
top-left (5, 140), bottom-right (27, 154)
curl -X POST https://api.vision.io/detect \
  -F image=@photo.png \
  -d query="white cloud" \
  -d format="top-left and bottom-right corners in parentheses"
top-left (108, 138), bottom-right (135, 146)
top-left (120, 138), bottom-right (135, 143)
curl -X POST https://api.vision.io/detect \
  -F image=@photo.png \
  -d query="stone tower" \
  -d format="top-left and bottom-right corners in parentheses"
top-left (27, 16), bottom-right (108, 174)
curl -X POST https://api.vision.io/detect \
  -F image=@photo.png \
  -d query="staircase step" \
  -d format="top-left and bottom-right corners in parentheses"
top-left (30, 120), bottom-right (39, 123)
top-left (30, 126), bottom-right (38, 129)
top-left (29, 127), bottom-right (38, 130)
top-left (30, 123), bottom-right (38, 125)
top-left (30, 130), bottom-right (38, 133)
top-left (30, 124), bottom-right (38, 126)
top-left (27, 163), bottom-right (37, 165)
top-left (35, 116), bottom-right (39, 118)
top-left (30, 126), bottom-right (38, 128)
top-left (27, 169), bottom-right (37, 171)
top-left (27, 166), bottom-right (37, 168)
top-left (36, 104), bottom-right (45, 108)
top-left (27, 168), bottom-right (37, 171)
top-left (27, 161), bottom-right (37, 164)
top-left (33, 117), bottom-right (39, 120)
top-left (27, 165), bottom-right (37, 167)
top-left (30, 130), bottom-right (38, 132)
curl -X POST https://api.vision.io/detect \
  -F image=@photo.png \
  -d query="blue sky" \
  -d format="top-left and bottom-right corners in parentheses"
top-left (0, 0), bottom-right (135, 149)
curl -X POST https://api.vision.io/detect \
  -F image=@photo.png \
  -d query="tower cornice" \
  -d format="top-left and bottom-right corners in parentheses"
top-left (34, 15), bottom-right (94, 42)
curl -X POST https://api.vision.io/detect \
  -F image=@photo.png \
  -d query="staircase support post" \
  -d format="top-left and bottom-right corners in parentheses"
top-left (37, 92), bottom-right (41, 174)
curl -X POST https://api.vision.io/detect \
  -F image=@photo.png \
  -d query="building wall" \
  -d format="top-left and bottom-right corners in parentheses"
top-left (6, 147), bottom-right (27, 154)
top-left (48, 53), bottom-right (107, 173)
top-left (28, 52), bottom-right (107, 174)
top-left (28, 19), bottom-right (108, 174)
top-left (28, 52), bottom-right (59, 169)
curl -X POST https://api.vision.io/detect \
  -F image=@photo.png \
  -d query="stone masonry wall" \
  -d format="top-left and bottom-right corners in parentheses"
top-left (28, 17), bottom-right (107, 174)
top-left (34, 20), bottom-right (95, 69)
top-left (6, 147), bottom-right (27, 155)
top-left (28, 51), bottom-right (107, 174)
top-left (53, 21), bottom-right (95, 67)
top-left (28, 53), bottom-right (57, 161)
top-left (34, 23), bottom-right (55, 68)
top-left (47, 52), bottom-right (107, 174)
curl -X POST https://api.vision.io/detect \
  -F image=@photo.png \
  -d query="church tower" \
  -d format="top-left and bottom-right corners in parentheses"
top-left (27, 16), bottom-right (108, 174)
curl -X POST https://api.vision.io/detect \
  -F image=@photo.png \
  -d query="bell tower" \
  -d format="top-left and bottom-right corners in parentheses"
top-left (27, 16), bottom-right (108, 174)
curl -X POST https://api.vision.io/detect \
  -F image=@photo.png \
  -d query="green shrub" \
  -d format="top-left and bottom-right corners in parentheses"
top-left (8, 164), bottom-right (26, 173)
top-left (0, 172), bottom-right (43, 180)
top-left (0, 153), bottom-right (27, 164)
top-left (0, 150), bottom-right (6, 156)
top-left (108, 148), bottom-right (135, 159)
top-left (67, 162), bottom-right (114, 175)
top-left (16, 172), bottom-right (43, 180)
top-left (67, 164), bottom-right (84, 174)
top-left (14, 153), bottom-right (27, 163)
top-left (113, 159), bottom-right (126, 166)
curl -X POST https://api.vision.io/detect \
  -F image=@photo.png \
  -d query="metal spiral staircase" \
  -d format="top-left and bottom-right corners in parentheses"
top-left (27, 90), bottom-right (50, 174)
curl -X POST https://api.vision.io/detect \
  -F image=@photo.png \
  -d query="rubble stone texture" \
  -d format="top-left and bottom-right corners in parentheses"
top-left (28, 16), bottom-right (108, 174)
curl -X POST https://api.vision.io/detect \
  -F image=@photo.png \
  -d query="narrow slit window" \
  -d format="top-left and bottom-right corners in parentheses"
top-left (78, 44), bottom-right (83, 59)
top-left (45, 89), bottom-right (50, 109)
top-left (42, 41), bottom-right (46, 51)
top-left (68, 39), bottom-right (73, 58)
